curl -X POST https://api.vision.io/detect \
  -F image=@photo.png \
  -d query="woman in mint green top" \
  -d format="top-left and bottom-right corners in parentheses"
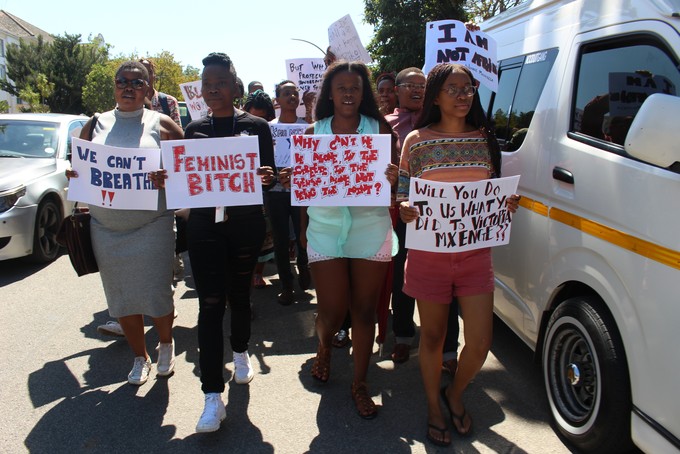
top-left (306, 114), bottom-right (397, 259)
top-left (299, 61), bottom-right (399, 420)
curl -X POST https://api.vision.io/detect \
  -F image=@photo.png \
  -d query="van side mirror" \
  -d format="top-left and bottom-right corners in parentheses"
top-left (625, 93), bottom-right (680, 169)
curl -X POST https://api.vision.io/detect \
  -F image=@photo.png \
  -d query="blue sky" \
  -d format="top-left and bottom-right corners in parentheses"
top-left (2, 0), bottom-right (375, 98)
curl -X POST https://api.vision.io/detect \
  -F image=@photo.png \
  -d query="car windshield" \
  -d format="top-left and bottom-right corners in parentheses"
top-left (0, 121), bottom-right (60, 158)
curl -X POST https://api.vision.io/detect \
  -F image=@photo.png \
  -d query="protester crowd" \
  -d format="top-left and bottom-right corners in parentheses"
top-left (67, 47), bottom-right (520, 446)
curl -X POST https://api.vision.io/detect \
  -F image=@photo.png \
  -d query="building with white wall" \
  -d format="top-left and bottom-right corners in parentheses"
top-left (0, 10), bottom-right (53, 112)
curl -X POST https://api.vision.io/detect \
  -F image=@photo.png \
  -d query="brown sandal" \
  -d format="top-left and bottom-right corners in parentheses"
top-left (351, 381), bottom-right (377, 419)
top-left (311, 344), bottom-right (331, 382)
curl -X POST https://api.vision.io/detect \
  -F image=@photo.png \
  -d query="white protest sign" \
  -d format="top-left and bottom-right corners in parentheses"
top-left (405, 175), bottom-right (520, 252)
top-left (285, 58), bottom-right (326, 118)
top-left (290, 134), bottom-right (391, 207)
top-left (179, 80), bottom-right (209, 121)
top-left (270, 123), bottom-right (308, 168)
top-left (160, 137), bottom-right (262, 209)
top-left (423, 20), bottom-right (498, 92)
top-left (328, 15), bottom-right (372, 64)
top-left (608, 72), bottom-right (676, 116)
top-left (68, 138), bottom-right (160, 210)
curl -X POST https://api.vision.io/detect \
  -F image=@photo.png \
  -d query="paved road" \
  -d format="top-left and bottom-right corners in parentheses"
top-left (0, 253), bottom-right (573, 453)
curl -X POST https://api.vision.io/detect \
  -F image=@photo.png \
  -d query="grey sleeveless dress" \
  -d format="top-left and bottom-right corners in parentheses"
top-left (89, 108), bottom-right (174, 318)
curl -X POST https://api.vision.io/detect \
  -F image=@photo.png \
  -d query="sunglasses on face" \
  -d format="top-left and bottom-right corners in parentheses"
top-left (115, 77), bottom-right (147, 90)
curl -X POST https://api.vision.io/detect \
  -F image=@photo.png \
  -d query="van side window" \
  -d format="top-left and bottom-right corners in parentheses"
top-left (573, 38), bottom-right (680, 151)
top-left (484, 49), bottom-right (558, 151)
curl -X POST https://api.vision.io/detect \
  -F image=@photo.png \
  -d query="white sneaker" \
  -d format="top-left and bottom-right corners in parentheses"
top-left (128, 356), bottom-right (152, 385)
top-left (156, 342), bottom-right (175, 376)
top-left (195, 393), bottom-right (226, 433)
top-left (97, 321), bottom-right (125, 337)
top-left (233, 350), bottom-right (254, 384)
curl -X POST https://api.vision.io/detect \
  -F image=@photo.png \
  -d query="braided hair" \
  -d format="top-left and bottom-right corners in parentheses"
top-left (202, 52), bottom-right (237, 80)
top-left (244, 89), bottom-right (276, 121)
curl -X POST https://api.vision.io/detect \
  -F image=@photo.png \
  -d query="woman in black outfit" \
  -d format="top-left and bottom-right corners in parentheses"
top-left (183, 52), bottom-right (276, 433)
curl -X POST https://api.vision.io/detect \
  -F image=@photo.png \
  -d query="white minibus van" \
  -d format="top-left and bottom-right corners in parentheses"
top-left (479, 0), bottom-right (680, 452)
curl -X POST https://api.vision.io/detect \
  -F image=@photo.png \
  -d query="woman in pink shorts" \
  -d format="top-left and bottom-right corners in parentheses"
top-left (397, 63), bottom-right (520, 446)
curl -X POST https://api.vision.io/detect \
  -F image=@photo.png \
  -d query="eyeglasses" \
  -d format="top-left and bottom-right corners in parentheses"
top-left (115, 77), bottom-right (147, 90)
top-left (441, 85), bottom-right (476, 97)
top-left (398, 83), bottom-right (426, 91)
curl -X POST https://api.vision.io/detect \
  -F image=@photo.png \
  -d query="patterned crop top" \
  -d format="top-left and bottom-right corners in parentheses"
top-left (397, 127), bottom-right (493, 200)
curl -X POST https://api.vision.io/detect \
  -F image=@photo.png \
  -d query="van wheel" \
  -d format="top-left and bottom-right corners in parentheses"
top-left (542, 297), bottom-right (633, 453)
top-left (29, 199), bottom-right (61, 263)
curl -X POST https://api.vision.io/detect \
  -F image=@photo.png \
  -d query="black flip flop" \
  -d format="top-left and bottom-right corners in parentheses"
top-left (427, 423), bottom-right (451, 447)
top-left (440, 386), bottom-right (473, 436)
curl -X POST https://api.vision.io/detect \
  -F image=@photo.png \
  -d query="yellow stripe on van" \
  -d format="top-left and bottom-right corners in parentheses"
top-left (519, 197), bottom-right (549, 216)
top-left (518, 196), bottom-right (680, 270)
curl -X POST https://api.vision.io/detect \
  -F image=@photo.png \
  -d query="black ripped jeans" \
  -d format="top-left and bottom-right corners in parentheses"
top-left (187, 207), bottom-right (265, 394)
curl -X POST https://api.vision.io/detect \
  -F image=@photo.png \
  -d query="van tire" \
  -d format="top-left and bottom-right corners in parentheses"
top-left (29, 199), bottom-right (61, 263)
top-left (542, 297), bottom-right (633, 453)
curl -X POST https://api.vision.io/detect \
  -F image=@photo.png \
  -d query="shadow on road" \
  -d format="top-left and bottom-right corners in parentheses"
top-left (0, 253), bottom-right (60, 287)
top-left (20, 256), bottom-right (572, 453)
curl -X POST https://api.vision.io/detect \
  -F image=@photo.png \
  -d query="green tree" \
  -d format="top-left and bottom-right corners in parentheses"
top-left (0, 35), bottom-right (51, 97)
top-left (46, 34), bottom-right (108, 114)
top-left (151, 51), bottom-right (184, 99)
top-left (466, 0), bottom-right (525, 21)
top-left (82, 58), bottom-right (124, 114)
top-left (1, 33), bottom-right (107, 114)
top-left (364, 0), bottom-right (467, 74)
top-left (182, 65), bottom-right (200, 84)
top-left (18, 73), bottom-right (54, 113)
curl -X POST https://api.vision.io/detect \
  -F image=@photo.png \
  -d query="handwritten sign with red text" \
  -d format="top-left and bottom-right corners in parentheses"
top-left (179, 80), bottom-right (209, 121)
top-left (406, 176), bottom-right (519, 252)
top-left (68, 138), bottom-right (161, 210)
top-left (160, 137), bottom-right (262, 209)
top-left (290, 134), bottom-right (391, 206)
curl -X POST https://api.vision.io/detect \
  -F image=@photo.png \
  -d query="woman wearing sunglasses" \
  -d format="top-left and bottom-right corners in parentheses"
top-left (397, 63), bottom-right (520, 446)
top-left (69, 60), bottom-right (184, 386)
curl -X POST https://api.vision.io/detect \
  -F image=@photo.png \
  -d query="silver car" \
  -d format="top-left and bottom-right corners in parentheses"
top-left (0, 113), bottom-right (87, 262)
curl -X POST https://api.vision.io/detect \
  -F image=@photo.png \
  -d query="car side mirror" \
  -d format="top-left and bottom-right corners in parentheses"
top-left (625, 93), bottom-right (680, 169)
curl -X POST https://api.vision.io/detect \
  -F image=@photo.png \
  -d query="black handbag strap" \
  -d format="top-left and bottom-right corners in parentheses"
top-left (88, 113), bottom-right (100, 141)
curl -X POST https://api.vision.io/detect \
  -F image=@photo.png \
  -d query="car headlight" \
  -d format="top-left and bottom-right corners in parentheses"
top-left (0, 186), bottom-right (27, 213)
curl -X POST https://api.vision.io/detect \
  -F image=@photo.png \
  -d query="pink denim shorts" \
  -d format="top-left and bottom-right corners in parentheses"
top-left (403, 247), bottom-right (494, 304)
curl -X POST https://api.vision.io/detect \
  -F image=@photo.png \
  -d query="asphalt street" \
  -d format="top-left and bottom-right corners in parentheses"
top-left (0, 252), bottom-right (573, 453)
